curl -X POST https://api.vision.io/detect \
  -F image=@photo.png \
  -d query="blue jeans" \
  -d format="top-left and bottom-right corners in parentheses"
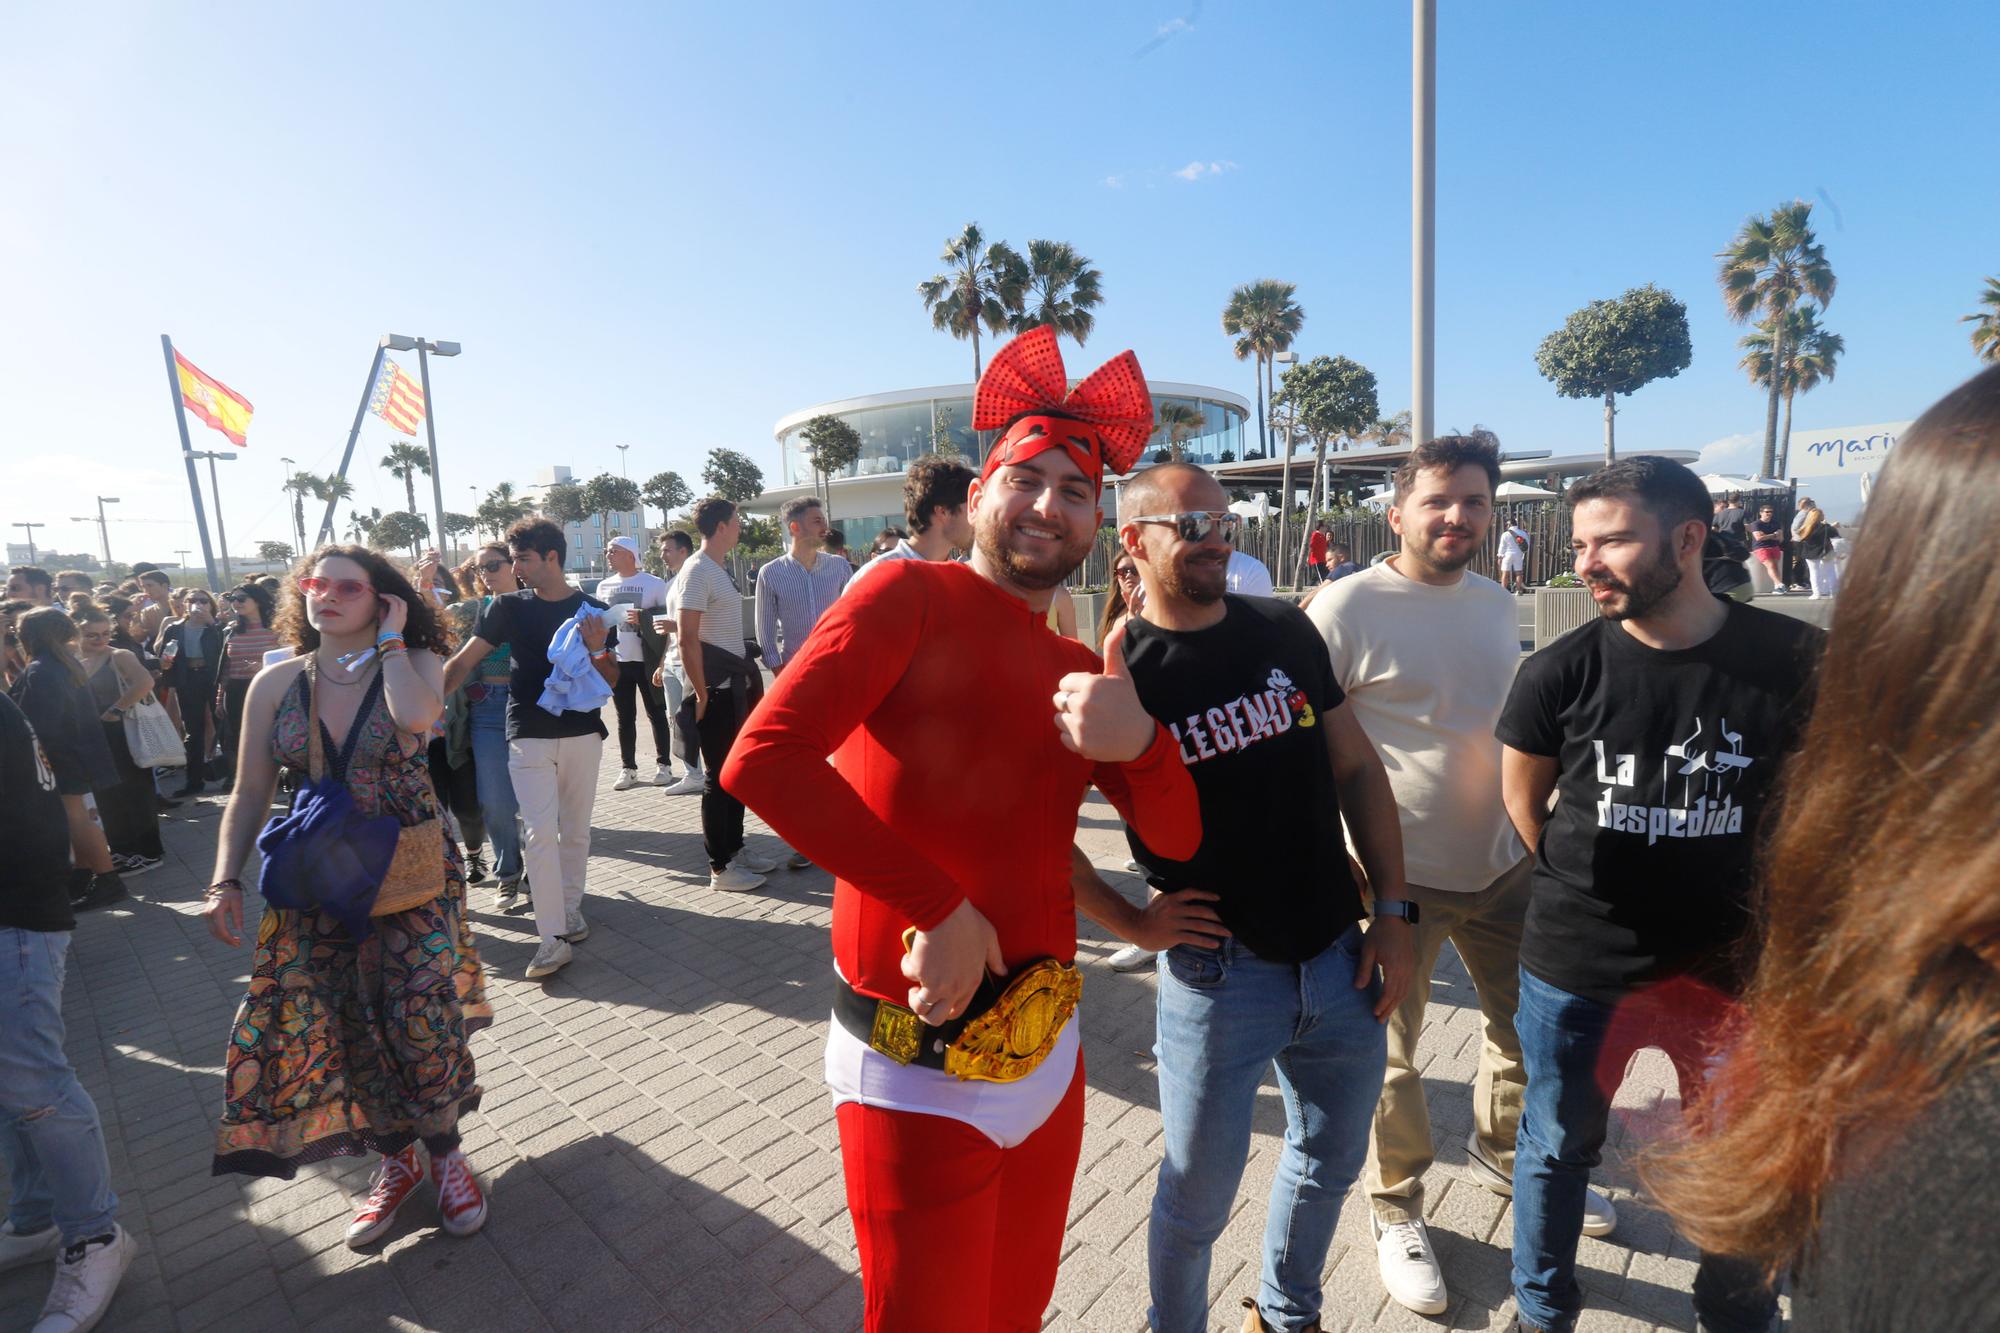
top-left (1148, 924), bottom-right (1387, 1333)
top-left (0, 930), bottom-right (118, 1245)
top-left (1512, 967), bottom-right (1776, 1333)
top-left (468, 687), bottom-right (523, 884)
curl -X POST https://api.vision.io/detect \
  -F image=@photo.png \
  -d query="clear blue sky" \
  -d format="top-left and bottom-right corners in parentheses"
top-left (4, 0), bottom-right (1993, 560)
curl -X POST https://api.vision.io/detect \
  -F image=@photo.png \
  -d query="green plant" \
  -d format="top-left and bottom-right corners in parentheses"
top-left (379, 442), bottom-right (431, 516)
top-left (918, 222), bottom-right (1026, 381)
top-left (1547, 571), bottom-right (1583, 587)
top-left (799, 415), bottom-right (863, 513)
top-left (641, 470), bottom-right (692, 525)
top-left (1718, 201), bottom-right (1836, 477)
top-left (701, 448), bottom-right (765, 504)
top-left (1535, 284), bottom-right (1693, 464)
top-left (1964, 276), bottom-right (2000, 364)
top-left (1739, 304), bottom-right (1845, 473)
top-left (1009, 239), bottom-right (1103, 345)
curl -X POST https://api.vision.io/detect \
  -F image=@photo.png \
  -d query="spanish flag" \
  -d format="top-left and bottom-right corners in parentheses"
top-left (174, 351), bottom-right (254, 446)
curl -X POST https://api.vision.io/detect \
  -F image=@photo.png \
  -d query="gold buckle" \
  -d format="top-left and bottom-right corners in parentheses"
top-left (943, 961), bottom-right (1081, 1084)
top-left (869, 1002), bottom-right (924, 1065)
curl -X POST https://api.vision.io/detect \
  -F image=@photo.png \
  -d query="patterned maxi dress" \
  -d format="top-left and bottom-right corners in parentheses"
top-left (213, 668), bottom-right (492, 1179)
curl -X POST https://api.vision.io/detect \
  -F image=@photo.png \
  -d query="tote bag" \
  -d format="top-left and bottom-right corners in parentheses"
top-left (121, 695), bottom-right (185, 769)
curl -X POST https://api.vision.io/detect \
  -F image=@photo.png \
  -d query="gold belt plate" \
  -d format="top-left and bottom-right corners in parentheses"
top-left (942, 960), bottom-right (1082, 1084)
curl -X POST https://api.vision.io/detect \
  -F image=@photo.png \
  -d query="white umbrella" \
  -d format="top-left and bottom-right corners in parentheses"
top-left (1699, 473), bottom-right (1755, 495)
top-left (1495, 481), bottom-right (1557, 499)
top-left (1227, 493), bottom-right (1271, 521)
top-left (1360, 488), bottom-right (1394, 508)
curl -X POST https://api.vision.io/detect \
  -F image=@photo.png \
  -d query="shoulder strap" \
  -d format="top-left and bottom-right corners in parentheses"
top-left (304, 656), bottom-right (325, 782)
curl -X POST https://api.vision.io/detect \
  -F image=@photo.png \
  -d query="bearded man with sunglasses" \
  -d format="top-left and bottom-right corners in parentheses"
top-left (1084, 461), bottom-right (1415, 1333)
top-left (722, 328), bottom-right (1201, 1331)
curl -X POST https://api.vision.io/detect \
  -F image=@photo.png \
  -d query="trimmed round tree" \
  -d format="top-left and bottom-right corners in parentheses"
top-left (1535, 284), bottom-right (1693, 464)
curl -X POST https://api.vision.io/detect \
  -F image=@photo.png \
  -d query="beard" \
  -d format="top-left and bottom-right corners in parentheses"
top-left (1587, 540), bottom-right (1683, 620)
top-left (1404, 523), bottom-right (1479, 576)
top-left (975, 510), bottom-right (1095, 591)
top-left (1159, 548), bottom-right (1228, 605)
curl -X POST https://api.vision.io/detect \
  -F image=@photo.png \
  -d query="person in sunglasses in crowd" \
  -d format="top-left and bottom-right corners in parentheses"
top-left (203, 545), bottom-right (492, 1245)
top-left (1307, 435), bottom-right (1614, 1315)
top-left (71, 603), bottom-right (165, 877)
top-left (723, 328), bottom-right (1201, 1330)
top-left (1071, 462), bottom-right (1414, 1333)
top-left (443, 518), bottom-right (618, 980)
top-left (448, 544), bottom-right (529, 907)
top-left (154, 587), bottom-right (224, 796)
top-left (213, 582), bottom-right (278, 789)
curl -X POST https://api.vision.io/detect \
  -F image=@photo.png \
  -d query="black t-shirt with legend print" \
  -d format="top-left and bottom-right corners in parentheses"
top-left (1118, 595), bottom-right (1362, 963)
top-left (1497, 601), bottom-right (1823, 1003)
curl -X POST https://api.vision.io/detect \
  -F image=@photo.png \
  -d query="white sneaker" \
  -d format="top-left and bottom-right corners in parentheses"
top-left (1373, 1217), bottom-right (1448, 1315)
top-left (786, 851), bottom-right (813, 870)
top-left (734, 851), bottom-right (779, 874)
top-left (710, 865), bottom-right (766, 893)
top-left (0, 1221), bottom-right (59, 1271)
top-left (612, 769), bottom-right (642, 791)
top-left (496, 880), bottom-right (526, 913)
top-left (1465, 1131), bottom-right (1618, 1236)
top-left (664, 770), bottom-right (705, 795)
top-left (1105, 944), bottom-right (1158, 973)
top-left (525, 938), bottom-right (573, 979)
top-left (651, 763), bottom-right (675, 786)
top-left (33, 1225), bottom-right (134, 1333)
top-left (563, 908), bottom-right (590, 943)
top-left (1122, 858), bottom-right (1144, 873)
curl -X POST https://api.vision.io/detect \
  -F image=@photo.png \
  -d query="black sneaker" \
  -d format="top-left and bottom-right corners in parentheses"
top-left (464, 849), bottom-right (490, 885)
top-left (74, 872), bottom-right (128, 912)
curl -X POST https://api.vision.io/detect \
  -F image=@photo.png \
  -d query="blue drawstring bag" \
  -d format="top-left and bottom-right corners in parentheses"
top-left (255, 663), bottom-right (401, 942)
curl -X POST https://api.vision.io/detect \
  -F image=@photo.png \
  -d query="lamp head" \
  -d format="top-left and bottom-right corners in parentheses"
top-left (382, 334), bottom-right (419, 352)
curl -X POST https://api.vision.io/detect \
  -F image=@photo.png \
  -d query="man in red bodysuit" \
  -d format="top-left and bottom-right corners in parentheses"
top-left (723, 327), bottom-right (1201, 1330)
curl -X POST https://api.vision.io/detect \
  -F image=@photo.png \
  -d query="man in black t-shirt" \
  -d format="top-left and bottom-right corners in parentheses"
top-left (446, 518), bottom-right (617, 980)
top-left (1497, 457), bottom-right (1817, 1333)
top-left (1072, 463), bottom-right (1414, 1333)
top-left (0, 693), bottom-right (136, 1330)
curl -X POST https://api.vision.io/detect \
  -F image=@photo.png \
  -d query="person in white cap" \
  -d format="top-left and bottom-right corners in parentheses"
top-left (595, 536), bottom-right (678, 791)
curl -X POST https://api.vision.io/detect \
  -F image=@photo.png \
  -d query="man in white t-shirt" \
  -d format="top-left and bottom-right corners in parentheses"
top-left (1224, 547), bottom-right (1274, 597)
top-left (675, 497), bottom-right (779, 893)
top-left (1496, 520), bottom-right (1529, 593)
top-left (845, 454), bottom-right (976, 592)
top-left (1307, 434), bottom-right (1614, 1315)
top-left (595, 536), bottom-right (678, 791)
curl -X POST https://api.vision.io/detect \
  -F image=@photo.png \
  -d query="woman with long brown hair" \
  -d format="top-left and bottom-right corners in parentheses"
top-left (202, 545), bottom-right (492, 1247)
top-left (72, 603), bottom-right (165, 876)
top-left (8, 608), bottom-right (126, 908)
top-left (1647, 364), bottom-right (2000, 1326)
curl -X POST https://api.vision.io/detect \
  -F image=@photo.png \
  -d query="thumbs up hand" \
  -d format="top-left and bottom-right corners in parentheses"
top-left (1053, 620), bottom-right (1156, 762)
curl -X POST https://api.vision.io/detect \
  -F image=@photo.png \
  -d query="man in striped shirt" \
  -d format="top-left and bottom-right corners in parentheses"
top-left (754, 497), bottom-right (851, 675)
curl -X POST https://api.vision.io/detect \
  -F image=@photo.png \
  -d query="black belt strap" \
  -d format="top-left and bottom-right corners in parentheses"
top-left (830, 971), bottom-right (1007, 1072)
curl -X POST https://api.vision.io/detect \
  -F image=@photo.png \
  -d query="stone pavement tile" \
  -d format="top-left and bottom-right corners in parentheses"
top-left (173, 1261), bottom-right (283, 1331)
top-left (1050, 1240), bottom-right (1124, 1320)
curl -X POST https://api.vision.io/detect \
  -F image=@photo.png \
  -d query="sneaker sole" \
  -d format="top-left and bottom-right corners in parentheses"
top-left (440, 1198), bottom-right (488, 1237)
top-left (346, 1193), bottom-right (416, 1249)
top-left (122, 861), bottom-right (162, 877)
top-left (525, 951), bottom-right (572, 979)
top-left (563, 926), bottom-right (590, 943)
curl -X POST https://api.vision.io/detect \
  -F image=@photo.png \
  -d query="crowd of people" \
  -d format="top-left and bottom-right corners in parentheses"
top-left (3, 348), bottom-right (1993, 1333)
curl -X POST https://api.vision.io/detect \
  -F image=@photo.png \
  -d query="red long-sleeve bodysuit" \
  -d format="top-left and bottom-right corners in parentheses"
top-left (722, 558), bottom-right (1200, 1003)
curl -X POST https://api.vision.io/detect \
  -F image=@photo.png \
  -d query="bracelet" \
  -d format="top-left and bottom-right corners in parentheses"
top-left (206, 879), bottom-right (243, 899)
top-left (376, 629), bottom-right (404, 646)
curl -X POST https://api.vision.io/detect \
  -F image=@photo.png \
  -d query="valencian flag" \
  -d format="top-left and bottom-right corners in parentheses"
top-left (368, 356), bottom-right (427, 435)
top-left (173, 351), bottom-right (255, 446)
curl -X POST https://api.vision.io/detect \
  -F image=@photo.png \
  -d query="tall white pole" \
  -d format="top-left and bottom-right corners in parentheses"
top-left (1412, 0), bottom-right (1436, 451)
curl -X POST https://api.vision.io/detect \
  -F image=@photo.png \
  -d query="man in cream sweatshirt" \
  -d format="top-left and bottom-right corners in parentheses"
top-left (1306, 432), bottom-right (1614, 1316)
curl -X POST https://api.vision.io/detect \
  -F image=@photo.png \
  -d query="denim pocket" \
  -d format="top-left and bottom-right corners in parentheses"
top-left (1164, 941), bottom-right (1227, 990)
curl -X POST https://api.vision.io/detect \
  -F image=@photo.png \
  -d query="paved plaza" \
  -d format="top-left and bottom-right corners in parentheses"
top-left (2, 745), bottom-right (1759, 1332)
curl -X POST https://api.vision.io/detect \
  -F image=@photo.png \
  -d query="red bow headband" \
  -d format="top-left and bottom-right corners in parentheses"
top-left (973, 325), bottom-right (1153, 495)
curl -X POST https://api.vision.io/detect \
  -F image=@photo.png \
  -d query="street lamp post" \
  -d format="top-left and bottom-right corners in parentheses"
top-left (188, 451), bottom-right (240, 582)
top-left (385, 335), bottom-right (460, 564)
top-left (174, 549), bottom-right (191, 573)
top-left (280, 456), bottom-right (299, 552)
top-left (616, 443), bottom-right (630, 477)
top-left (93, 497), bottom-right (119, 565)
top-left (1412, 0), bottom-right (1437, 451)
top-left (11, 523), bottom-right (43, 563)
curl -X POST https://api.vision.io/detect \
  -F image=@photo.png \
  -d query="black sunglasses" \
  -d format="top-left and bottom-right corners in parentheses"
top-left (478, 558), bottom-right (514, 574)
top-left (223, 594), bottom-right (248, 603)
top-left (1129, 511), bottom-right (1240, 544)
top-left (1113, 565), bottom-right (1142, 583)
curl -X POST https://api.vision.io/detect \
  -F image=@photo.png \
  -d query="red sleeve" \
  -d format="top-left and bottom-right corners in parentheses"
top-left (1090, 722), bottom-right (1201, 863)
top-left (720, 563), bottom-right (963, 930)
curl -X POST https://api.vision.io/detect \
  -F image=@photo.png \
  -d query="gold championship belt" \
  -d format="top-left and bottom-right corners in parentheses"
top-left (831, 931), bottom-right (1082, 1084)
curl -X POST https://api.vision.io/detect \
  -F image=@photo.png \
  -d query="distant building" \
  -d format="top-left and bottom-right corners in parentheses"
top-left (517, 466), bottom-right (649, 573)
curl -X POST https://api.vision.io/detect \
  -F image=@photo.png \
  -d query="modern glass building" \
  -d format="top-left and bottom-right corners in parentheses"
top-left (752, 380), bottom-right (1252, 549)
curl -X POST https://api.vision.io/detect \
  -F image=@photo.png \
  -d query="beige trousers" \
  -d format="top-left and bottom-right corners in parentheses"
top-left (1363, 856), bottom-right (1532, 1224)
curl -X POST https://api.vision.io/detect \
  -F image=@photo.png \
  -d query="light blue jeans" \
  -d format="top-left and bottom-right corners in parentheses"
top-left (1148, 924), bottom-right (1387, 1333)
top-left (468, 686), bottom-right (523, 885)
top-left (1, 929), bottom-right (118, 1245)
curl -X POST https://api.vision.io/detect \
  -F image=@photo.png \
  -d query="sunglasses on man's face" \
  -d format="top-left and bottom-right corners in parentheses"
top-left (478, 558), bottom-right (514, 574)
top-left (297, 577), bottom-right (374, 601)
top-left (1130, 511), bottom-right (1240, 544)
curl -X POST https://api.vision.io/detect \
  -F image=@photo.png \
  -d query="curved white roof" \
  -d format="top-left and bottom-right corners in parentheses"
top-left (773, 380), bottom-right (1253, 440)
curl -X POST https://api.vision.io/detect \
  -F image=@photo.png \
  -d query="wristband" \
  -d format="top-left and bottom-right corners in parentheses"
top-left (207, 878), bottom-right (244, 899)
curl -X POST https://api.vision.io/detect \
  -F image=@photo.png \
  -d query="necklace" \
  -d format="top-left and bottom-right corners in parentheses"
top-left (314, 651), bottom-right (378, 687)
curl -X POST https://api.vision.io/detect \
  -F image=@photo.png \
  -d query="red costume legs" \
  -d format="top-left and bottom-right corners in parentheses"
top-left (837, 1069), bottom-right (1085, 1332)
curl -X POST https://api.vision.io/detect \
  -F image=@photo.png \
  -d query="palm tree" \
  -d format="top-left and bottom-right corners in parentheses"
top-left (477, 481), bottom-right (531, 539)
top-left (1364, 410), bottom-right (1413, 449)
top-left (1010, 240), bottom-right (1104, 345)
top-left (284, 470), bottom-right (322, 553)
top-left (1155, 403), bottom-right (1205, 462)
top-left (1222, 280), bottom-right (1304, 568)
top-left (1739, 305), bottom-right (1845, 475)
top-left (346, 506), bottom-right (382, 545)
top-left (1963, 276), bottom-right (2000, 364)
top-left (918, 223), bottom-right (1027, 383)
top-left (380, 442), bottom-right (431, 516)
top-left (1717, 201), bottom-right (1836, 477)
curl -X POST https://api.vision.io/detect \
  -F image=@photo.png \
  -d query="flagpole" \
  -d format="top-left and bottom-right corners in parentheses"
top-left (161, 335), bottom-right (223, 591)
top-left (416, 338), bottom-right (448, 560)
top-left (207, 453), bottom-right (234, 584)
top-left (319, 344), bottom-right (387, 546)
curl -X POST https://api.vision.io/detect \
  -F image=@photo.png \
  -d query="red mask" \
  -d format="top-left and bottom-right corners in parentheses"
top-left (973, 326), bottom-right (1153, 496)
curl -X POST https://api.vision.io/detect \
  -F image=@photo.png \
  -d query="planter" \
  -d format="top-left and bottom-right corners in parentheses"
top-left (1532, 586), bottom-right (1596, 650)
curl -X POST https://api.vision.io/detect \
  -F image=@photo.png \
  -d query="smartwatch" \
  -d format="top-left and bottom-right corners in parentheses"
top-left (1373, 899), bottom-right (1421, 925)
